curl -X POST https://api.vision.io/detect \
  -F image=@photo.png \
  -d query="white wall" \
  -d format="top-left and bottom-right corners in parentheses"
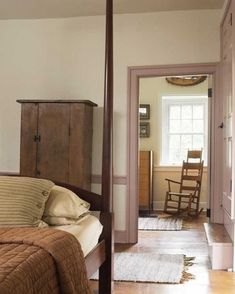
top-left (0, 9), bottom-right (221, 231)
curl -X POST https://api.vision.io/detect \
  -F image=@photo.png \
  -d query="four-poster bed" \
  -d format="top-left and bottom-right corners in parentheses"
top-left (0, 0), bottom-right (114, 293)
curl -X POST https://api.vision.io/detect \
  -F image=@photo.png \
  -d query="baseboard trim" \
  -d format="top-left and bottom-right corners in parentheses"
top-left (153, 201), bottom-right (207, 211)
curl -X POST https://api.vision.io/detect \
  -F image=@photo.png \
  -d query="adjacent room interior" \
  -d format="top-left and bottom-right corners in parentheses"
top-left (138, 75), bottom-right (210, 216)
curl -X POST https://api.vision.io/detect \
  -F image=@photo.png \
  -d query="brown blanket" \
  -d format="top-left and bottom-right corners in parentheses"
top-left (0, 227), bottom-right (92, 294)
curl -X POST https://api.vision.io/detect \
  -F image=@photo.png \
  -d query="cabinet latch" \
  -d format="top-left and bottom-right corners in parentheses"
top-left (34, 135), bottom-right (41, 142)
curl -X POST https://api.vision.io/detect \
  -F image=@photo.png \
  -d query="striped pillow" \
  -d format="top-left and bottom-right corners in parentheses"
top-left (0, 176), bottom-right (54, 227)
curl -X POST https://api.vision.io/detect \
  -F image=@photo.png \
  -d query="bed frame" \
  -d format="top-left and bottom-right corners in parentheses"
top-left (0, 0), bottom-right (114, 293)
top-left (86, 0), bottom-right (114, 292)
top-left (55, 182), bottom-right (113, 293)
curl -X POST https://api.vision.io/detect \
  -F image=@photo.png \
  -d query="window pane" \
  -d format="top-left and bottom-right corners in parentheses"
top-left (169, 135), bottom-right (181, 163)
top-left (193, 135), bottom-right (204, 149)
top-left (169, 135), bottom-right (180, 149)
top-left (169, 119), bottom-right (181, 133)
top-left (182, 105), bottom-right (192, 119)
top-left (181, 119), bottom-right (192, 132)
top-left (180, 149), bottom-right (188, 161)
top-left (162, 97), bottom-right (207, 165)
top-left (181, 135), bottom-right (192, 149)
top-left (193, 105), bottom-right (203, 119)
top-left (170, 106), bottom-right (181, 119)
top-left (169, 148), bottom-right (181, 163)
top-left (193, 119), bottom-right (204, 133)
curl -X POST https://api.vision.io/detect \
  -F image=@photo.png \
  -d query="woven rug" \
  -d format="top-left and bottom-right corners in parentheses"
top-left (92, 253), bottom-right (194, 283)
top-left (138, 217), bottom-right (182, 231)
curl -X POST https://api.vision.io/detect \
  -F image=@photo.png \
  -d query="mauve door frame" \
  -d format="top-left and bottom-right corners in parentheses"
top-left (126, 63), bottom-right (222, 244)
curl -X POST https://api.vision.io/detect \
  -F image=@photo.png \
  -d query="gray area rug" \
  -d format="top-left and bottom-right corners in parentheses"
top-left (138, 217), bottom-right (182, 231)
top-left (92, 253), bottom-right (193, 283)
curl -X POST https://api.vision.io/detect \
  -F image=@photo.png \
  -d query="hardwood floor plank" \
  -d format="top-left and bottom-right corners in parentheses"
top-left (90, 214), bottom-right (235, 293)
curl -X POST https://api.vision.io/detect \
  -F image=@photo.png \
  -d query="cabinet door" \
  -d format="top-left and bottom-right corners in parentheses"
top-left (69, 104), bottom-right (93, 189)
top-left (37, 103), bottom-right (70, 183)
top-left (20, 103), bottom-right (38, 176)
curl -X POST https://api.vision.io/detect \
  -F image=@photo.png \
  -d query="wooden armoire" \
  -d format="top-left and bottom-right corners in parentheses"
top-left (17, 100), bottom-right (97, 190)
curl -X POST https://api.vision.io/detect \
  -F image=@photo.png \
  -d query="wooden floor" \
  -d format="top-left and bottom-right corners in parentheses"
top-left (91, 214), bottom-right (235, 294)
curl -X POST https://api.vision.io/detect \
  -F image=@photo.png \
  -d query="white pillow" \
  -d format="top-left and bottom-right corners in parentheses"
top-left (43, 185), bottom-right (90, 225)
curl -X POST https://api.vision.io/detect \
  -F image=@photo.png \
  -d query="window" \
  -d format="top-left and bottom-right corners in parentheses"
top-left (161, 96), bottom-right (208, 165)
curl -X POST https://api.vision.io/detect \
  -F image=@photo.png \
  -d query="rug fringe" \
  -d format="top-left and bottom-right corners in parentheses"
top-left (182, 223), bottom-right (189, 230)
top-left (180, 271), bottom-right (195, 283)
top-left (185, 256), bottom-right (195, 262)
top-left (180, 256), bottom-right (195, 283)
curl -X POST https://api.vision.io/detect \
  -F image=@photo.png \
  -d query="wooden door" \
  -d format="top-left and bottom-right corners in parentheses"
top-left (37, 103), bottom-right (70, 183)
top-left (222, 2), bottom-right (234, 239)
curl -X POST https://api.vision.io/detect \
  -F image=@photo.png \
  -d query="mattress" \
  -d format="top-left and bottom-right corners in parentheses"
top-left (53, 214), bottom-right (103, 257)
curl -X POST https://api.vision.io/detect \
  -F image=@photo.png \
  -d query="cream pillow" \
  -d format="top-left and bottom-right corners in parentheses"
top-left (0, 176), bottom-right (54, 227)
top-left (43, 185), bottom-right (90, 225)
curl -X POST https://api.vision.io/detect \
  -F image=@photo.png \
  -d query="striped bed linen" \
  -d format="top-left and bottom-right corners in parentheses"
top-left (0, 176), bottom-right (54, 227)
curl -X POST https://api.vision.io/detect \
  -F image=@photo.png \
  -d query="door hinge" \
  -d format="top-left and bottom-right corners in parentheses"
top-left (230, 13), bottom-right (232, 26)
top-left (206, 209), bottom-right (211, 218)
top-left (208, 88), bottom-right (212, 98)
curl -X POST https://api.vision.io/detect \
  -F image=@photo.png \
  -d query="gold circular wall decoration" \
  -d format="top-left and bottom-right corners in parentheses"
top-left (166, 75), bottom-right (207, 86)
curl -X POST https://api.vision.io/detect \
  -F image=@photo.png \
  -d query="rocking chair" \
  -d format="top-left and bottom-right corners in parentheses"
top-left (164, 153), bottom-right (204, 216)
top-left (187, 149), bottom-right (202, 163)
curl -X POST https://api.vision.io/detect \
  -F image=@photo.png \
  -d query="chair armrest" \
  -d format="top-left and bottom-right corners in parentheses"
top-left (165, 178), bottom-right (181, 185)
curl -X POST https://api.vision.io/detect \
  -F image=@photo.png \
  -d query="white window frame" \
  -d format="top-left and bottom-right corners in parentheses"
top-left (161, 95), bottom-right (208, 166)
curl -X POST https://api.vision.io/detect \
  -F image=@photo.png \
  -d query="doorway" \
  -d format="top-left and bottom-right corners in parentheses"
top-left (138, 76), bottom-right (209, 218)
top-left (127, 63), bottom-right (222, 244)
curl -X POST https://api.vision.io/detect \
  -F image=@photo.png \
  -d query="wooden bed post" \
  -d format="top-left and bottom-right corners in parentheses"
top-left (99, 0), bottom-right (114, 293)
top-left (102, 1), bottom-right (113, 208)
